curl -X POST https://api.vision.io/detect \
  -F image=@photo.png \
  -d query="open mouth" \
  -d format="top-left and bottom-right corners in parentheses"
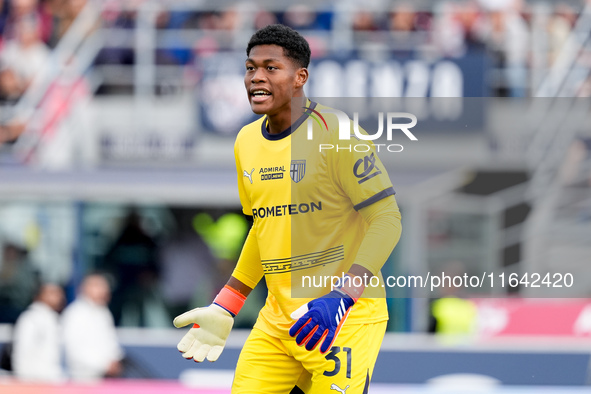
top-left (250, 89), bottom-right (272, 104)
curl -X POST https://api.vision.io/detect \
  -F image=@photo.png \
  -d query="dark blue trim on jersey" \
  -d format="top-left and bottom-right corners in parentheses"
top-left (353, 187), bottom-right (396, 211)
top-left (362, 369), bottom-right (370, 394)
top-left (261, 101), bottom-right (317, 141)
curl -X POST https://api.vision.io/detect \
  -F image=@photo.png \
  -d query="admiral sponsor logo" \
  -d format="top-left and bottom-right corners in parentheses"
top-left (260, 166), bottom-right (285, 181)
top-left (252, 201), bottom-right (322, 219)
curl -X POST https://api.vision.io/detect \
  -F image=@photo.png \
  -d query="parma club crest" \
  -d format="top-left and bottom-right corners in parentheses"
top-left (290, 160), bottom-right (306, 183)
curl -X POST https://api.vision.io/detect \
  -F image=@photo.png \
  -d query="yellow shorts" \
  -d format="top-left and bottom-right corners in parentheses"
top-left (232, 321), bottom-right (387, 394)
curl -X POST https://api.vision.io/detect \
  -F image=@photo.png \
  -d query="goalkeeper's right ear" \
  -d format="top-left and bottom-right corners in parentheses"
top-left (173, 284), bottom-right (247, 362)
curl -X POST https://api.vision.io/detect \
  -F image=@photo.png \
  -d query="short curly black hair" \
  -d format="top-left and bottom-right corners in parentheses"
top-left (246, 24), bottom-right (311, 69)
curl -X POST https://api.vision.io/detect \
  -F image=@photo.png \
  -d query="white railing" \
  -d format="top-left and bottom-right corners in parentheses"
top-left (9, 0), bottom-right (104, 163)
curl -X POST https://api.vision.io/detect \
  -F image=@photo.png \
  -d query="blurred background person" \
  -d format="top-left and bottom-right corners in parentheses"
top-left (11, 282), bottom-right (65, 382)
top-left (0, 64), bottom-right (24, 105)
top-left (352, 9), bottom-right (380, 32)
top-left (547, 2), bottom-right (577, 67)
top-left (480, 0), bottom-right (530, 97)
top-left (0, 12), bottom-right (50, 148)
top-left (0, 237), bottom-right (39, 323)
top-left (2, 0), bottom-right (42, 42)
top-left (62, 273), bottom-right (124, 381)
top-left (49, 0), bottom-right (87, 46)
top-left (0, 15), bottom-right (49, 90)
top-left (0, 1), bottom-right (6, 47)
top-left (389, 3), bottom-right (418, 34)
top-left (431, 2), bottom-right (467, 58)
top-left (102, 208), bottom-right (166, 327)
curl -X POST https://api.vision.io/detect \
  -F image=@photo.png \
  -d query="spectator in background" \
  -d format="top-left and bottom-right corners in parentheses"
top-left (38, 0), bottom-right (59, 46)
top-left (12, 283), bottom-right (65, 382)
top-left (62, 273), bottom-right (124, 381)
top-left (282, 4), bottom-right (318, 30)
top-left (352, 10), bottom-right (380, 31)
top-left (2, 0), bottom-right (41, 41)
top-left (388, 2), bottom-right (427, 54)
top-left (95, 0), bottom-right (135, 67)
top-left (389, 3), bottom-right (417, 34)
top-left (49, 0), bottom-right (87, 46)
top-left (0, 0), bottom-right (7, 46)
top-left (0, 16), bottom-right (50, 89)
top-left (547, 2), bottom-right (577, 67)
top-left (432, 1), bottom-right (487, 58)
top-left (282, 4), bottom-right (329, 57)
top-left (0, 66), bottom-right (26, 145)
top-left (254, 9), bottom-right (278, 30)
top-left (432, 2), bottom-right (467, 57)
top-left (218, 5), bottom-right (241, 31)
top-left (481, 0), bottom-right (530, 97)
top-left (456, 1), bottom-right (487, 50)
top-left (0, 239), bottom-right (39, 323)
top-left (154, 9), bottom-right (188, 66)
top-left (0, 63), bottom-right (23, 103)
top-left (103, 209), bottom-right (166, 327)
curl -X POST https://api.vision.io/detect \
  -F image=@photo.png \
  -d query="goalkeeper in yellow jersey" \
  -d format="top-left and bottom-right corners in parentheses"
top-left (174, 24), bottom-right (402, 394)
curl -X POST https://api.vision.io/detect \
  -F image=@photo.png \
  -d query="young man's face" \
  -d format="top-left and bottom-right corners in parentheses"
top-left (244, 44), bottom-right (306, 117)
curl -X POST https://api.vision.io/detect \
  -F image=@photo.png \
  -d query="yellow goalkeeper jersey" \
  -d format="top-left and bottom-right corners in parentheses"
top-left (233, 100), bottom-right (395, 339)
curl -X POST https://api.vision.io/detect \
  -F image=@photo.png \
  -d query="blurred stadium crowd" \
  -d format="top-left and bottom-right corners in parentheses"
top-left (0, 0), bottom-right (588, 162)
top-left (89, 0), bottom-right (588, 98)
top-left (0, 204), bottom-right (254, 327)
top-left (0, 0), bottom-right (588, 99)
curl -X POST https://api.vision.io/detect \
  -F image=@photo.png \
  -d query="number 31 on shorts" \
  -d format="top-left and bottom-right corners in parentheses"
top-left (323, 346), bottom-right (352, 379)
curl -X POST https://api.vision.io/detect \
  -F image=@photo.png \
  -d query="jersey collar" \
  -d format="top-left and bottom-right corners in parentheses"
top-left (261, 100), bottom-right (317, 141)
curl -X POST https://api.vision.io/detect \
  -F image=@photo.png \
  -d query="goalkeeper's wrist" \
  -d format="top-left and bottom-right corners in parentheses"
top-left (193, 285), bottom-right (246, 328)
top-left (334, 273), bottom-right (364, 302)
top-left (212, 285), bottom-right (247, 317)
top-left (190, 286), bottom-right (246, 329)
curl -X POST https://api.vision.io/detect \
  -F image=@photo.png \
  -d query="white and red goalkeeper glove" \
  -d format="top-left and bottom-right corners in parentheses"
top-left (173, 285), bottom-right (246, 362)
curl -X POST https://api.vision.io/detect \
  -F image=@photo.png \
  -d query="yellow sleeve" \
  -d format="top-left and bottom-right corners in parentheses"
top-left (231, 222), bottom-right (264, 289)
top-left (231, 132), bottom-right (263, 288)
top-left (235, 137), bottom-right (252, 216)
top-left (354, 195), bottom-right (402, 275)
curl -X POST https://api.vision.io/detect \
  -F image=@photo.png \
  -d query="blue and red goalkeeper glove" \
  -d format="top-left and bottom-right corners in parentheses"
top-left (289, 274), bottom-right (363, 353)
